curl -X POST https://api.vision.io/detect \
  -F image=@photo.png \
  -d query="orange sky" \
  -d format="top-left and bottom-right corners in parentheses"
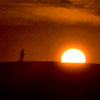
top-left (0, 0), bottom-right (100, 64)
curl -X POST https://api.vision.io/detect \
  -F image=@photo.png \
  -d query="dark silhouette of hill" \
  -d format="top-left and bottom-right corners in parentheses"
top-left (0, 61), bottom-right (100, 99)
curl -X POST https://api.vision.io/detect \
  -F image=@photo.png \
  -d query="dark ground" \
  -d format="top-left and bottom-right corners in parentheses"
top-left (0, 61), bottom-right (100, 99)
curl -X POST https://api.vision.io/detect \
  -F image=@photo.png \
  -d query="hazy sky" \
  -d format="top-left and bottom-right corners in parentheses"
top-left (0, 0), bottom-right (100, 63)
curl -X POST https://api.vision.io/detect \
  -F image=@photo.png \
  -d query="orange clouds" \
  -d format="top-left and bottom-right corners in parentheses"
top-left (0, 2), bottom-right (100, 26)
top-left (34, 6), bottom-right (100, 25)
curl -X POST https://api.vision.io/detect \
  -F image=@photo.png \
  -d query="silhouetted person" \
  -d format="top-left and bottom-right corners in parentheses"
top-left (20, 49), bottom-right (25, 61)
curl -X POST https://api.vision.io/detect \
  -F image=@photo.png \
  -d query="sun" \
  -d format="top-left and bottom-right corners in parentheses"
top-left (61, 49), bottom-right (86, 63)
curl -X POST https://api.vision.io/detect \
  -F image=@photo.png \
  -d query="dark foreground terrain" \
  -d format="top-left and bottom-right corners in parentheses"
top-left (0, 61), bottom-right (100, 99)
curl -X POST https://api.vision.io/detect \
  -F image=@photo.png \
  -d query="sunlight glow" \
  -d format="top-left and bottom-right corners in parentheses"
top-left (61, 49), bottom-right (86, 63)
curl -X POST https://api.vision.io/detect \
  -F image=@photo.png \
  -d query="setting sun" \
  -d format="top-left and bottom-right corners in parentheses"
top-left (61, 49), bottom-right (86, 63)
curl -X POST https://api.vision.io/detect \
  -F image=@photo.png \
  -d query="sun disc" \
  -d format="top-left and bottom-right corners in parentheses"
top-left (61, 49), bottom-right (86, 63)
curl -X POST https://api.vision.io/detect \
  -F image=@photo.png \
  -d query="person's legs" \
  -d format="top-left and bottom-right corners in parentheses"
top-left (20, 56), bottom-right (24, 61)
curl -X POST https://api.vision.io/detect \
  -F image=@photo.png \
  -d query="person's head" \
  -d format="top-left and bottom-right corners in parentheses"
top-left (22, 49), bottom-right (24, 52)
